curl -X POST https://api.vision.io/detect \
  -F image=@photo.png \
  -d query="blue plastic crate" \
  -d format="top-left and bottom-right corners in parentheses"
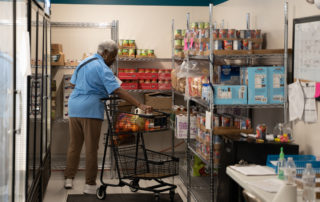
top-left (266, 154), bottom-right (316, 170)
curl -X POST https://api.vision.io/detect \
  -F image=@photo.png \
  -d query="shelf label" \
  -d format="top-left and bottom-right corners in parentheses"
top-left (205, 111), bottom-right (212, 130)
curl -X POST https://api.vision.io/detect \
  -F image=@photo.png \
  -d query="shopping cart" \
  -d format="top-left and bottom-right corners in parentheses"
top-left (96, 97), bottom-right (179, 201)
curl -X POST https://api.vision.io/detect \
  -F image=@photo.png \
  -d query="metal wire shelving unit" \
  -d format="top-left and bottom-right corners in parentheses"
top-left (171, 2), bottom-right (289, 202)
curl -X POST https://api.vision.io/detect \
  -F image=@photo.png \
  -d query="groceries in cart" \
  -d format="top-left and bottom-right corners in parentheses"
top-left (114, 108), bottom-right (169, 133)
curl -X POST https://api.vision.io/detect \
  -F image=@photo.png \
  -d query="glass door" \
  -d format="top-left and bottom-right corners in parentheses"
top-left (0, 0), bottom-right (14, 202)
top-left (28, 2), bottom-right (38, 192)
top-left (46, 19), bottom-right (51, 152)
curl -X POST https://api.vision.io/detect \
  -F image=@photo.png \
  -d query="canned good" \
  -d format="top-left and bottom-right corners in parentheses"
top-left (228, 29), bottom-right (236, 39)
top-left (136, 49), bottom-right (142, 56)
top-left (252, 42), bottom-right (262, 50)
top-left (191, 22), bottom-right (198, 30)
top-left (118, 49), bottom-right (122, 56)
top-left (242, 39), bottom-right (253, 50)
top-left (182, 29), bottom-right (187, 37)
top-left (223, 40), bottom-right (233, 50)
top-left (203, 29), bottom-right (209, 38)
top-left (122, 49), bottom-right (129, 56)
top-left (199, 29), bottom-right (206, 38)
top-left (129, 49), bottom-right (135, 57)
top-left (175, 29), bottom-right (182, 38)
top-left (214, 40), bottom-right (223, 50)
top-left (233, 40), bottom-right (242, 50)
top-left (199, 22), bottom-right (205, 29)
top-left (147, 49), bottom-right (154, 57)
top-left (129, 40), bottom-right (135, 47)
top-left (256, 124), bottom-right (267, 140)
top-left (123, 40), bottom-right (129, 47)
top-left (213, 114), bottom-right (220, 127)
top-left (245, 30), bottom-right (252, 39)
top-left (174, 49), bottom-right (182, 56)
top-left (239, 30), bottom-right (246, 39)
top-left (219, 29), bottom-right (228, 38)
top-left (174, 39), bottom-right (183, 46)
top-left (234, 118), bottom-right (241, 129)
top-left (221, 115), bottom-right (232, 127)
top-left (119, 39), bottom-right (124, 46)
top-left (204, 22), bottom-right (210, 29)
top-left (255, 29), bottom-right (261, 38)
top-left (213, 29), bottom-right (219, 39)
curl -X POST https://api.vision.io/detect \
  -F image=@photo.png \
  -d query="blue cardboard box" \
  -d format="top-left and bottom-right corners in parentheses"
top-left (247, 67), bottom-right (268, 104)
top-left (268, 66), bottom-right (284, 104)
top-left (213, 85), bottom-right (247, 105)
top-left (220, 65), bottom-right (240, 85)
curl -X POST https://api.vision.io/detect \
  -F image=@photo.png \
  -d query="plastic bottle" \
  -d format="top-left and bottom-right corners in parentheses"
top-left (302, 163), bottom-right (316, 202)
top-left (277, 147), bottom-right (286, 180)
top-left (285, 157), bottom-right (296, 184)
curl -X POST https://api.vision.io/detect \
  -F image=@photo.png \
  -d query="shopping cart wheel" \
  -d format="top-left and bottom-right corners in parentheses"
top-left (129, 179), bottom-right (139, 192)
top-left (96, 186), bottom-right (106, 200)
top-left (154, 193), bottom-right (160, 202)
top-left (169, 189), bottom-right (175, 202)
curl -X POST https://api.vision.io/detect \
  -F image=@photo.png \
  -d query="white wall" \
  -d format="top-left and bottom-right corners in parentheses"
top-left (51, 0), bottom-right (320, 155)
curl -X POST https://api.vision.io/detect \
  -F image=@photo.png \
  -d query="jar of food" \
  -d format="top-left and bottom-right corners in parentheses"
top-left (124, 69), bottom-right (130, 73)
top-left (128, 49), bottom-right (135, 57)
top-left (145, 69), bottom-right (151, 73)
top-left (139, 80), bottom-right (144, 84)
top-left (123, 40), bottom-right (129, 47)
top-left (175, 29), bottom-right (182, 38)
top-left (119, 39), bottom-right (124, 46)
top-left (122, 49), bottom-right (129, 56)
top-left (151, 79), bottom-right (157, 83)
top-left (158, 69), bottom-right (165, 74)
top-left (159, 80), bottom-right (164, 84)
top-left (138, 68), bottom-right (145, 73)
top-left (128, 69), bottom-right (135, 73)
top-left (136, 49), bottom-right (142, 56)
top-left (151, 69), bottom-right (158, 73)
top-left (164, 80), bottom-right (169, 84)
top-left (129, 40), bottom-right (135, 47)
top-left (141, 49), bottom-right (147, 57)
top-left (144, 80), bottom-right (150, 84)
top-left (148, 49), bottom-right (154, 57)
top-left (118, 49), bottom-right (122, 56)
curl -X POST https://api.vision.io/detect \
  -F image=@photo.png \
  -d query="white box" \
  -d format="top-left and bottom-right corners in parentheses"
top-left (175, 114), bottom-right (196, 139)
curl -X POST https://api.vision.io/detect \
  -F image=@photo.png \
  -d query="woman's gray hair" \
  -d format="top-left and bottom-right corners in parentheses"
top-left (97, 40), bottom-right (118, 55)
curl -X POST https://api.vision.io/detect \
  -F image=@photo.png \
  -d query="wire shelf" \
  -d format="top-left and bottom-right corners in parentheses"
top-left (51, 21), bottom-right (113, 28)
top-left (127, 89), bottom-right (172, 93)
top-left (118, 57), bottom-right (171, 62)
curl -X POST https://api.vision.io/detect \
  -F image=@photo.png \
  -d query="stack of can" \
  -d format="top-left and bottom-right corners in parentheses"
top-left (212, 29), bottom-right (262, 51)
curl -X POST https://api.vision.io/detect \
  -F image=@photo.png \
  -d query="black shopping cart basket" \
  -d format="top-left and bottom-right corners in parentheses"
top-left (97, 97), bottom-right (179, 202)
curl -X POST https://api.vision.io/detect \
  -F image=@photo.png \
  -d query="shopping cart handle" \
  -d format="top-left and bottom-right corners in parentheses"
top-left (152, 109), bottom-right (170, 116)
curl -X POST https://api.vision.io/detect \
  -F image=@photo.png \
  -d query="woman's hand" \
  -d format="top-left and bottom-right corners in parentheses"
top-left (138, 104), bottom-right (152, 113)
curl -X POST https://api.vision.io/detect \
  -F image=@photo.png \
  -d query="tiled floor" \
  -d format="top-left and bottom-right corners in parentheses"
top-left (43, 170), bottom-right (188, 202)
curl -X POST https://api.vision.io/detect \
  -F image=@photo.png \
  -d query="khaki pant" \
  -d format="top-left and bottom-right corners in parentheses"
top-left (64, 117), bottom-right (102, 185)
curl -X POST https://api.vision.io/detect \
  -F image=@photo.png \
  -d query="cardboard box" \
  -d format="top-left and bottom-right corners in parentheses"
top-left (138, 73), bottom-right (158, 80)
top-left (51, 53), bottom-right (65, 66)
top-left (158, 83), bottom-right (172, 90)
top-left (121, 82), bottom-right (138, 90)
top-left (139, 83), bottom-right (158, 90)
top-left (118, 72), bottom-right (139, 80)
top-left (247, 67), bottom-right (268, 104)
top-left (220, 65), bottom-right (240, 85)
top-left (268, 66), bottom-right (284, 104)
top-left (144, 92), bottom-right (172, 110)
top-left (175, 114), bottom-right (196, 139)
top-left (213, 85), bottom-right (247, 105)
top-left (51, 44), bottom-right (63, 55)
